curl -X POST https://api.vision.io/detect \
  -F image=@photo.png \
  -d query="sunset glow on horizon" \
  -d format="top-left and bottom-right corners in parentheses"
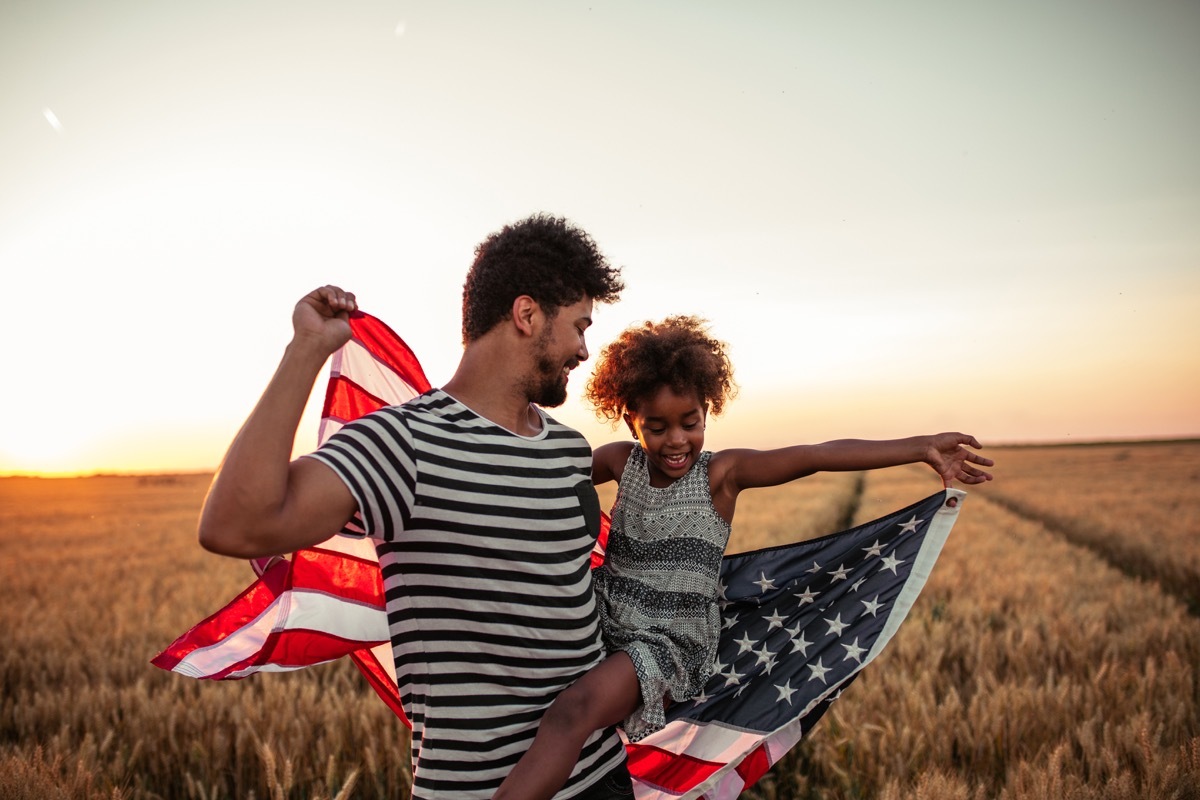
top-left (2, 1), bottom-right (1197, 478)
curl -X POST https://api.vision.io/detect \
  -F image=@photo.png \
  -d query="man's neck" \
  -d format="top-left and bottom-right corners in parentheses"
top-left (442, 349), bottom-right (545, 437)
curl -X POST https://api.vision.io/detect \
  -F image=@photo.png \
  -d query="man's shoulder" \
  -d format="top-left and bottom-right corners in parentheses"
top-left (539, 410), bottom-right (591, 444)
top-left (398, 387), bottom-right (452, 413)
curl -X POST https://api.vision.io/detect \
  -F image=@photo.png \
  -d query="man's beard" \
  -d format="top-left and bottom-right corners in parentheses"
top-left (526, 330), bottom-right (571, 408)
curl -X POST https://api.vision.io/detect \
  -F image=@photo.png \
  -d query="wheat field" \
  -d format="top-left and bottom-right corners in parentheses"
top-left (1, 441), bottom-right (1197, 799)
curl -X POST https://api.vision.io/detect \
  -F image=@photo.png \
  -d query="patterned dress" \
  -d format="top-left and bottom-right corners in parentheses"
top-left (593, 447), bottom-right (733, 741)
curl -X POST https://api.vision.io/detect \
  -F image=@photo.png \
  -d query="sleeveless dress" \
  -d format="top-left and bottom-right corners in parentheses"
top-left (592, 447), bottom-right (733, 741)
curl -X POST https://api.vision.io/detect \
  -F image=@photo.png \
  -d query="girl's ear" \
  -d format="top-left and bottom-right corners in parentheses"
top-left (623, 413), bottom-right (638, 440)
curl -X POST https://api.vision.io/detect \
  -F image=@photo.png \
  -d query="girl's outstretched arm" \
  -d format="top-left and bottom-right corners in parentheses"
top-left (712, 433), bottom-right (993, 499)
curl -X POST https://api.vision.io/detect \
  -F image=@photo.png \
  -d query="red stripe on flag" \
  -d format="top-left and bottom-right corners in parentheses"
top-left (625, 741), bottom-right (725, 795)
top-left (350, 649), bottom-right (409, 724)
top-left (215, 628), bottom-right (386, 674)
top-left (290, 547), bottom-right (385, 608)
top-left (733, 744), bottom-right (771, 788)
top-left (590, 514), bottom-right (611, 569)
top-left (347, 312), bottom-right (431, 393)
top-left (322, 375), bottom-right (390, 424)
top-left (150, 558), bottom-right (290, 670)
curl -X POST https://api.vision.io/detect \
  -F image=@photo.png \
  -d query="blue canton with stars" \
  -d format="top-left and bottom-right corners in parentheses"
top-left (664, 490), bottom-right (952, 735)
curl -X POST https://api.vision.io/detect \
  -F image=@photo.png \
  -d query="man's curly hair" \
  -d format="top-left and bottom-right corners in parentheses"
top-left (461, 213), bottom-right (624, 343)
top-left (585, 315), bottom-right (737, 425)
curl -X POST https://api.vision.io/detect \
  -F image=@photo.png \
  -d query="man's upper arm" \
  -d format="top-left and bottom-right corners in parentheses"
top-left (285, 456), bottom-right (361, 543)
top-left (198, 455), bottom-right (360, 559)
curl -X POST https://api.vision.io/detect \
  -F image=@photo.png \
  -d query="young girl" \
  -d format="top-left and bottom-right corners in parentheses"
top-left (494, 315), bottom-right (994, 800)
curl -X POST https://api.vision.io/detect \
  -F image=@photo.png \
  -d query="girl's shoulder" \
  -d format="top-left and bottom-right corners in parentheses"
top-left (706, 448), bottom-right (738, 481)
top-left (592, 440), bottom-right (638, 485)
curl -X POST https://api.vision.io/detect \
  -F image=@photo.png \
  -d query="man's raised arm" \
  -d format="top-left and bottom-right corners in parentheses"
top-left (198, 286), bottom-right (360, 559)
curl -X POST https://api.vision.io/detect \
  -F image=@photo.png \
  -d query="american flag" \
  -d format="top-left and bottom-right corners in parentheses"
top-left (620, 489), bottom-right (962, 798)
top-left (153, 311), bottom-right (966, 799)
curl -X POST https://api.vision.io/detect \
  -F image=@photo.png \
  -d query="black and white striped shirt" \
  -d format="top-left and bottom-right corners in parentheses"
top-left (307, 389), bottom-right (626, 799)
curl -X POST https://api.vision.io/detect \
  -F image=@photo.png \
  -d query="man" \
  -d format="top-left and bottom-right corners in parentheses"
top-left (198, 214), bottom-right (630, 799)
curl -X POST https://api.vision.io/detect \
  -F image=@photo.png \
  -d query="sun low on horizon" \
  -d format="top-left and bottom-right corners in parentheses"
top-left (1, 1), bottom-right (1198, 478)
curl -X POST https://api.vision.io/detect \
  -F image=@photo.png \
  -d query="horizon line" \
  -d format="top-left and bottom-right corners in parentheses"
top-left (4, 434), bottom-right (1198, 480)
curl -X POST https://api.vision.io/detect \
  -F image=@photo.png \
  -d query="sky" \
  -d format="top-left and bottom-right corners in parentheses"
top-left (1, 0), bottom-right (1197, 476)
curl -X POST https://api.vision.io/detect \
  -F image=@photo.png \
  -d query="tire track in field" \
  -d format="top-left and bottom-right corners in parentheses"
top-left (836, 472), bottom-right (866, 531)
top-left (979, 491), bottom-right (1200, 617)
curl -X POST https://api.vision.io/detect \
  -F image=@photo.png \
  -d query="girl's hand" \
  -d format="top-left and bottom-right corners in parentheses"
top-left (925, 433), bottom-right (994, 487)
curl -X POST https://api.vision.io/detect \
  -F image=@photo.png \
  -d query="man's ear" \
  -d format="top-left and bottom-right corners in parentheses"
top-left (511, 295), bottom-right (538, 337)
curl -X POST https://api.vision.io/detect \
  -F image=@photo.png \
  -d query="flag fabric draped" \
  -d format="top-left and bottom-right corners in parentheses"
top-left (153, 311), bottom-right (965, 800)
top-left (151, 312), bottom-right (429, 720)
top-left (619, 488), bottom-right (962, 798)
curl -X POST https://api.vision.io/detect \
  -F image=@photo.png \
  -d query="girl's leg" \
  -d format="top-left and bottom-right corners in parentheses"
top-left (494, 651), bottom-right (641, 800)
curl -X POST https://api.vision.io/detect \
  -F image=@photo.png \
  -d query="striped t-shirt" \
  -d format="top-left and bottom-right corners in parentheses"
top-left (305, 389), bottom-right (626, 799)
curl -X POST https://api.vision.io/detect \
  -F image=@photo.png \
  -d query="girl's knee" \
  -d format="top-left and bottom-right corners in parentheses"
top-left (543, 682), bottom-right (601, 736)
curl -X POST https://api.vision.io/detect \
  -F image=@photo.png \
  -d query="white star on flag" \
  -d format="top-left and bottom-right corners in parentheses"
top-left (754, 572), bottom-right (777, 592)
top-left (794, 586), bottom-right (817, 604)
top-left (824, 613), bottom-right (850, 637)
top-left (786, 625), bottom-right (812, 656)
top-left (842, 637), bottom-right (867, 663)
top-left (753, 644), bottom-right (777, 673)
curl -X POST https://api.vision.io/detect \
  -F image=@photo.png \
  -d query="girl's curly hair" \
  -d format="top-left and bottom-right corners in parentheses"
top-left (585, 315), bottom-right (737, 425)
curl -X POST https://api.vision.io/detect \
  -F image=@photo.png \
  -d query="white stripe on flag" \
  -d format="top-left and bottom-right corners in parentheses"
top-left (171, 590), bottom-right (390, 678)
top-left (864, 487), bottom-right (963, 664)
top-left (332, 338), bottom-right (421, 404)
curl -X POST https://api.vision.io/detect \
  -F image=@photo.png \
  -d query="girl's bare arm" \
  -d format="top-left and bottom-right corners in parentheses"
top-left (712, 433), bottom-right (993, 497)
top-left (591, 441), bottom-right (636, 486)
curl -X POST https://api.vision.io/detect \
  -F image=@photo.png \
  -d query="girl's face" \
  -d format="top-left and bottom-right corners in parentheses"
top-left (624, 385), bottom-right (707, 488)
